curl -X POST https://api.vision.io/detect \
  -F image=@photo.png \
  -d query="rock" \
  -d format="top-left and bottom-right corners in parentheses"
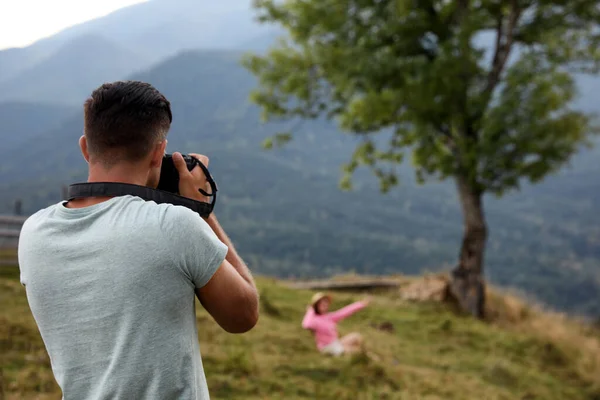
top-left (370, 321), bottom-right (395, 333)
top-left (400, 276), bottom-right (450, 303)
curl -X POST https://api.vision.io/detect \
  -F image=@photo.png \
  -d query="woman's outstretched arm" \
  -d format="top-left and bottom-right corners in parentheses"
top-left (328, 298), bottom-right (370, 322)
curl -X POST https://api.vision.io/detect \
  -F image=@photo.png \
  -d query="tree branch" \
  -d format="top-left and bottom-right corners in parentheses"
top-left (489, 12), bottom-right (504, 83)
top-left (470, 1), bottom-right (521, 129)
top-left (453, 0), bottom-right (469, 24)
top-left (484, 0), bottom-right (521, 97)
top-left (432, 122), bottom-right (464, 175)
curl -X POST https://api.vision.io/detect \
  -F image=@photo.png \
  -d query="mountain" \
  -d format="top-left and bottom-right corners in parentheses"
top-left (0, 0), bottom-right (274, 104)
top-left (44, 0), bottom-right (267, 62)
top-left (0, 102), bottom-right (75, 151)
top-left (42, 0), bottom-right (255, 47)
top-left (0, 49), bottom-right (599, 318)
top-left (0, 46), bottom-right (58, 85)
top-left (238, 29), bottom-right (286, 52)
top-left (0, 35), bottom-right (151, 105)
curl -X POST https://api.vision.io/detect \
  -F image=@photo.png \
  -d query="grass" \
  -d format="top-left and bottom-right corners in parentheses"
top-left (1, 268), bottom-right (600, 399)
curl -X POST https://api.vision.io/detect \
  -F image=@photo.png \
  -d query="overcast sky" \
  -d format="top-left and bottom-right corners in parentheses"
top-left (0, 0), bottom-right (148, 50)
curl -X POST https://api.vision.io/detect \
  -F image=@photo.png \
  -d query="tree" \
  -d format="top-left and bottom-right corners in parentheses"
top-left (242, 0), bottom-right (600, 318)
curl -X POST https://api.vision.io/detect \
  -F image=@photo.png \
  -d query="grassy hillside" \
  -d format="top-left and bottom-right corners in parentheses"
top-left (2, 262), bottom-right (600, 400)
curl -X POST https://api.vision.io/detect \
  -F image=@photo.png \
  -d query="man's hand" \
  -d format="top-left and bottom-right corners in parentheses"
top-left (363, 295), bottom-right (373, 306)
top-left (173, 152), bottom-right (212, 203)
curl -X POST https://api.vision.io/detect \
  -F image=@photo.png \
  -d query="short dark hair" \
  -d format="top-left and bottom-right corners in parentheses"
top-left (83, 80), bottom-right (172, 165)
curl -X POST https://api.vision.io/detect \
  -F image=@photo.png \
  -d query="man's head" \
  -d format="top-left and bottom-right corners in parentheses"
top-left (80, 80), bottom-right (172, 187)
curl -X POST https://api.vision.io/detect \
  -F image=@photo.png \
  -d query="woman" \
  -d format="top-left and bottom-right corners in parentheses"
top-left (301, 292), bottom-right (371, 356)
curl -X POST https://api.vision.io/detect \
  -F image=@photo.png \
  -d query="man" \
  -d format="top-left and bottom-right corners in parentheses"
top-left (18, 80), bottom-right (259, 399)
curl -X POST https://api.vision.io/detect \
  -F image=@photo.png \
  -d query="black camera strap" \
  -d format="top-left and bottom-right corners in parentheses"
top-left (67, 154), bottom-right (218, 218)
top-left (67, 182), bottom-right (216, 218)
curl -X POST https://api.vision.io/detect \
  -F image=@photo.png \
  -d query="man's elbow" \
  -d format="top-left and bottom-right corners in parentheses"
top-left (225, 308), bottom-right (259, 334)
top-left (224, 293), bottom-right (259, 334)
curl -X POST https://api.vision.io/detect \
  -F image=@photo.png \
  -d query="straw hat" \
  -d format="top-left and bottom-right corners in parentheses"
top-left (310, 292), bottom-right (331, 307)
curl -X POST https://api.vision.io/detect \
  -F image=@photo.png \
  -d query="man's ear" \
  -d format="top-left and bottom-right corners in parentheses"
top-left (79, 135), bottom-right (90, 164)
top-left (150, 140), bottom-right (168, 168)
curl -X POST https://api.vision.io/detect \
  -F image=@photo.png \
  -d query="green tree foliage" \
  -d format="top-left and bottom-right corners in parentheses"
top-left (243, 0), bottom-right (600, 318)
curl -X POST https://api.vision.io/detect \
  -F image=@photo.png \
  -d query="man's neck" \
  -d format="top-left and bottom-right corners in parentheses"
top-left (65, 164), bottom-right (150, 209)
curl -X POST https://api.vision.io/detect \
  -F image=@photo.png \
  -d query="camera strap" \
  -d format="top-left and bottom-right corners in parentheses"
top-left (67, 182), bottom-right (216, 218)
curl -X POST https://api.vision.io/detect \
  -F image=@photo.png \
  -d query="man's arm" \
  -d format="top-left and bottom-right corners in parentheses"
top-left (205, 214), bottom-right (255, 286)
top-left (172, 152), bottom-right (259, 334)
top-left (195, 214), bottom-right (259, 334)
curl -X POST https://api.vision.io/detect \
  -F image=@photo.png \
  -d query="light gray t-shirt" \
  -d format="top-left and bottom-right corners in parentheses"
top-left (18, 195), bottom-right (228, 400)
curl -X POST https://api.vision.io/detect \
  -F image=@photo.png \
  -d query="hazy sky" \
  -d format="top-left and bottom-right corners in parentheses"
top-left (0, 0), bottom-right (148, 50)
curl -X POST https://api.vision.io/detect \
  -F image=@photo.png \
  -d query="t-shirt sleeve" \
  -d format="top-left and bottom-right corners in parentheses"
top-left (162, 205), bottom-right (228, 288)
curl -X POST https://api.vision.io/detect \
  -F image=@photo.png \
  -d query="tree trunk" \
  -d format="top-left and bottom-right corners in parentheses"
top-left (449, 177), bottom-right (488, 319)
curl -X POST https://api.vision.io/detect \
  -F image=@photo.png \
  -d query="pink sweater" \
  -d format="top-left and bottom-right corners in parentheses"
top-left (301, 301), bottom-right (367, 350)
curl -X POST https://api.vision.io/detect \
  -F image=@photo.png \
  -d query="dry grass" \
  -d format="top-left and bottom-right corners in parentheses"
top-left (486, 287), bottom-right (600, 393)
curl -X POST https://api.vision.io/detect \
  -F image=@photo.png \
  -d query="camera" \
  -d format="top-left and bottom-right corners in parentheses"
top-left (158, 154), bottom-right (200, 194)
